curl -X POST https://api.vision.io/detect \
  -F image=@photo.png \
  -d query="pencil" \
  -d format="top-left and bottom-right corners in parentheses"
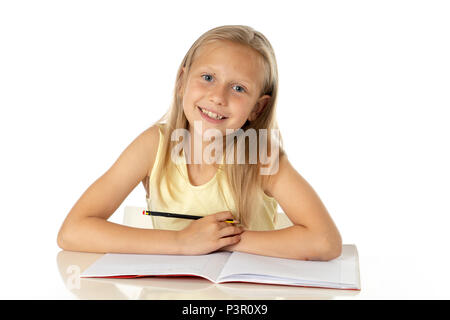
top-left (142, 210), bottom-right (238, 224)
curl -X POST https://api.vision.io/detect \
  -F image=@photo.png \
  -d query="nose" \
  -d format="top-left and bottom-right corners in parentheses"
top-left (208, 84), bottom-right (227, 106)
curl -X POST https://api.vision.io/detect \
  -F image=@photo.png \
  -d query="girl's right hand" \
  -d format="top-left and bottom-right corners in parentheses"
top-left (176, 211), bottom-right (244, 255)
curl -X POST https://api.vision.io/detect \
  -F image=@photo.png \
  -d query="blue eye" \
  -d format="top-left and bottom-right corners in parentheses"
top-left (233, 85), bottom-right (245, 93)
top-left (202, 74), bottom-right (213, 82)
top-left (202, 74), bottom-right (246, 93)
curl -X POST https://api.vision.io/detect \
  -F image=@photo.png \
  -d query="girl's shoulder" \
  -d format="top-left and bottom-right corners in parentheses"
top-left (141, 124), bottom-right (163, 176)
top-left (261, 152), bottom-right (288, 198)
top-left (139, 124), bottom-right (163, 197)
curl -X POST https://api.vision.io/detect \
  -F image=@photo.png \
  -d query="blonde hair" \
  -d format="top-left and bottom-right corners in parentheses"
top-left (152, 25), bottom-right (286, 228)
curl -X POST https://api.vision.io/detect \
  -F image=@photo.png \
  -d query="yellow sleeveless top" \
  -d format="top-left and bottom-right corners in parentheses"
top-left (145, 124), bottom-right (278, 231)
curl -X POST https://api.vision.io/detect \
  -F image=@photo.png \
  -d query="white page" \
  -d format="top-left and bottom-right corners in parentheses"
top-left (81, 251), bottom-right (231, 283)
top-left (338, 245), bottom-right (360, 287)
top-left (218, 244), bottom-right (359, 288)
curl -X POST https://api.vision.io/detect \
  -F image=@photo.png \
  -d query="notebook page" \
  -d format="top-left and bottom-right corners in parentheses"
top-left (81, 251), bottom-right (231, 282)
top-left (339, 245), bottom-right (360, 287)
top-left (218, 244), bottom-right (358, 287)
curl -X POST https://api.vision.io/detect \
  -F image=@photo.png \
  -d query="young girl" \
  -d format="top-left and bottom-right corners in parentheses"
top-left (57, 25), bottom-right (342, 261)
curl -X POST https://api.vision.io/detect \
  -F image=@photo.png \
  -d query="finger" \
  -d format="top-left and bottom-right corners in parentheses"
top-left (215, 211), bottom-right (238, 223)
top-left (218, 234), bottom-right (241, 247)
top-left (219, 225), bottom-right (243, 238)
top-left (214, 211), bottom-right (233, 221)
top-left (218, 221), bottom-right (242, 230)
top-left (218, 222), bottom-right (229, 229)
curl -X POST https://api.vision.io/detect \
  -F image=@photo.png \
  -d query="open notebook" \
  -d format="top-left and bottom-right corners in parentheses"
top-left (81, 244), bottom-right (360, 290)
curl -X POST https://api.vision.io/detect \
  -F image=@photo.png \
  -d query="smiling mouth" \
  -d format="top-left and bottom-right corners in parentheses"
top-left (197, 106), bottom-right (228, 120)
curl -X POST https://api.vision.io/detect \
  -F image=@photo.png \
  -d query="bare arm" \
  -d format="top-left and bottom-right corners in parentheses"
top-left (57, 125), bottom-right (182, 254)
top-left (57, 125), bottom-right (242, 254)
top-left (224, 155), bottom-right (342, 261)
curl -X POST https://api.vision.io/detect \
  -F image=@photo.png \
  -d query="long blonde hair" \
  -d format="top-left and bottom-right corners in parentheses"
top-left (152, 25), bottom-right (285, 228)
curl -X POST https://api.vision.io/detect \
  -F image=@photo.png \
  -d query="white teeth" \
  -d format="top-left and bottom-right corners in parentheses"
top-left (200, 107), bottom-right (224, 120)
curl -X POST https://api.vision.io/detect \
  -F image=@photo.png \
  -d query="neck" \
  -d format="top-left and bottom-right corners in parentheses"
top-left (186, 124), bottom-right (224, 170)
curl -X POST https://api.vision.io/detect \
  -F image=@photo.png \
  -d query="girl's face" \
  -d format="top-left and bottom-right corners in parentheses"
top-left (181, 40), bottom-right (270, 136)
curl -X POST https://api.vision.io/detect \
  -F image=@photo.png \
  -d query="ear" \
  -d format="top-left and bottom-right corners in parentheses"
top-left (248, 94), bottom-right (271, 122)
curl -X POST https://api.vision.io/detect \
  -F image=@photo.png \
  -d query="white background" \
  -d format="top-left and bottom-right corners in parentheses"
top-left (0, 0), bottom-right (449, 299)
